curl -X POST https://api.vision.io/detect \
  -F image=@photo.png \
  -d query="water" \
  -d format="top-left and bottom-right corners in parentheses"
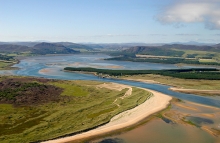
top-left (92, 101), bottom-right (220, 143)
top-left (1, 54), bottom-right (219, 108)
top-left (93, 119), bottom-right (215, 143)
top-left (2, 54), bottom-right (220, 143)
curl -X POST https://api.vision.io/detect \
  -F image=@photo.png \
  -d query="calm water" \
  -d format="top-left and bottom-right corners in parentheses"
top-left (92, 101), bottom-right (220, 143)
top-left (1, 54), bottom-right (220, 143)
top-left (7, 54), bottom-right (220, 108)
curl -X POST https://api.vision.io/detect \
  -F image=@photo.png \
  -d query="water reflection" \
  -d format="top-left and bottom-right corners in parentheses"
top-left (92, 101), bottom-right (220, 143)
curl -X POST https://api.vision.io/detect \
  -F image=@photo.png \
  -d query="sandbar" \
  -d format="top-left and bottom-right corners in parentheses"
top-left (170, 87), bottom-right (220, 95)
top-left (43, 87), bottom-right (172, 143)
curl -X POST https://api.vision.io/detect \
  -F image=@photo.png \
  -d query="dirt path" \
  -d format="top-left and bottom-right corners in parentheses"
top-left (97, 83), bottom-right (133, 106)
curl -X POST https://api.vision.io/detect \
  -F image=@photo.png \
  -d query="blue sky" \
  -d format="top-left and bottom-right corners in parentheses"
top-left (1, 0), bottom-right (220, 43)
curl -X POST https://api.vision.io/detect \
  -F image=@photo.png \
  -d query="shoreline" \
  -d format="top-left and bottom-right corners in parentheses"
top-left (169, 87), bottom-right (220, 96)
top-left (60, 70), bottom-right (220, 96)
top-left (43, 88), bottom-right (172, 143)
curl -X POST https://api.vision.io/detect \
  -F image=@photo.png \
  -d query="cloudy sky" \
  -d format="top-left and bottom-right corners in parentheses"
top-left (1, 0), bottom-right (220, 43)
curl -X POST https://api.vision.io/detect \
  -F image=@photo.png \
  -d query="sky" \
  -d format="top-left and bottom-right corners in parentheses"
top-left (0, 0), bottom-right (220, 43)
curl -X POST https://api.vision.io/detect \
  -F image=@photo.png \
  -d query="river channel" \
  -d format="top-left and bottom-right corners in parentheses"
top-left (1, 54), bottom-right (220, 143)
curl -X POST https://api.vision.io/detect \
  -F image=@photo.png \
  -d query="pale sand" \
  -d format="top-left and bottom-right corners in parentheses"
top-left (97, 82), bottom-right (131, 91)
top-left (43, 87), bottom-right (172, 143)
top-left (39, 68), bottom-right (53, 74)
top-left (170, 87), bottom-right (220, 95)
top-left (174, 103), bottom-right (198, 111)
top-left (67, 62), bottom-right (124, 69)
top-left (122, 78), bottom-right (160, 84)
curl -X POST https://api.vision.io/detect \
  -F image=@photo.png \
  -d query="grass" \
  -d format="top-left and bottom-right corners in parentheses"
top-left (180, 50), bottom-right (220, 60)
top-left (50, 81), bottom-right (89, 96)
top-left (0, 78), bottom-right (151, 143)
top-left (122, 74), bottom-right (220, 90)
top-left (0, 61), bottom-right (13, 69)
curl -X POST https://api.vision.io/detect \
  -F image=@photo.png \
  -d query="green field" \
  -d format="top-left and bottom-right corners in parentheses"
top-left (0, 61), bottom-right (16, 70)
top-left (0, 77), bottom-right (151, 143)
top-left (180, 50), bottom-right (220, 60)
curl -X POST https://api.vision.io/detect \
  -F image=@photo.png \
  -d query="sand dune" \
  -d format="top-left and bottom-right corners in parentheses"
top-left (43, 87), bottom-right (172, 143)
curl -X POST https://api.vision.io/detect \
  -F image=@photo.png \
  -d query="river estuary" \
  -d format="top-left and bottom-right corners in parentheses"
top-left (1, 54), bottom-right (220, 143)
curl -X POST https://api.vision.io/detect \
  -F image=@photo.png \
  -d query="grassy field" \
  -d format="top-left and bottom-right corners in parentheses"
top-left (0, 77), bottom-right (151, 143)
top-left (179, 49), bottom-right (220, 60)
top-left (121, 74), bottom-right (220, 96)
top-left (0, 61), bottom-right (16, 70)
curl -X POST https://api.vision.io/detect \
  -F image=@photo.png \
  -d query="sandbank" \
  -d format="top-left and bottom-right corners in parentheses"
top-left (121, 78), bottom-right (160, 84)
top-left (170, 87), bottom-right (220, 95)
top-left (43, 86), bottom-right (172, 143)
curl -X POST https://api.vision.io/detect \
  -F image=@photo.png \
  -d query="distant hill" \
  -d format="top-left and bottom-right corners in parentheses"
top-left (123, 44), bottom-right (220, 56)
top-left (170, 41), bottom-right (215, 46)
top-left (0, 44), bottom-right (31, 53)
top-left (213, 43), bottom-right (220, 48)
top-left (0, 42), bottom-right (80, 55)
top-left (162, 44), bottom-right (220, 52)
top-left (56, 42), bottom-right (93, 51)
top-left (123, 46), bottom-right (185, 57)
top-left (32, 42), bottom-right (79, 54)
top-left (0, 42), bottom-right (41, 47)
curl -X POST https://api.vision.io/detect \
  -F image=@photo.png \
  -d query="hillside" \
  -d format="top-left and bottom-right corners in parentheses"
top-left (0, 44), bottom-right (31, 53)
top-left (0, 42), bottom-right (81, 55)
top-left (56, 42), bottom-right (93, 51)
top-left (162, 44), bottom-right (220, 52)
top-left (107, 43), bottom-right (220, 65)
top-left (124, 44), bottom-right (220, 54)
top-left (0, 77), bottom-right (150, 142)
top-left (123, 46), bottom-right (184, 57)
top-left (32, 42), bottom-right (80, 54)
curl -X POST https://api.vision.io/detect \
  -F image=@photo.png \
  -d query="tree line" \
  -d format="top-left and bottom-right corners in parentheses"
top-left (64, 67), bottom-right (220, 80)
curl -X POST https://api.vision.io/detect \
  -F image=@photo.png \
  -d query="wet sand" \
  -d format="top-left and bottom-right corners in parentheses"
top-left (43, 87), bottom-right (172, 143)
top-left (94, 100), bottom-right (220, 143)
top-left (121, 78), bottom-right (160, 84)
top-left (170, 87), bottom-right (220, 95)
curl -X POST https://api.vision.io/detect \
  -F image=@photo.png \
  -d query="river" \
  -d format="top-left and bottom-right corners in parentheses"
top-left (1, 54), bottom-right (220, 143)
top-left (4, 54), bottom-right (219, 108)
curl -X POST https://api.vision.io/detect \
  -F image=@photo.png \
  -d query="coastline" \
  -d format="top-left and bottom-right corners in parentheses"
top-left (43, 88), bottom-right (172, 143)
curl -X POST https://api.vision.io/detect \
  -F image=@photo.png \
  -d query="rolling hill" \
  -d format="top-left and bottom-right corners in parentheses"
top-left (0, 44), bottom-right (31, 53)
top-left (122, 44), bottom-right (220, 56)
top-left (123, 46), bottom-right (185, 57)
top-left (32, 42), bottom-right (80, 54)
top-left (0, 42), bottom-right (80, 55)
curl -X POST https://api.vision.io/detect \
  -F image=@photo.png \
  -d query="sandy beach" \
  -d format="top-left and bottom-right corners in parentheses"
top-left (39, 68), bottom-right (53, 75)
top-left (43, 86), bottom-right (172, 143)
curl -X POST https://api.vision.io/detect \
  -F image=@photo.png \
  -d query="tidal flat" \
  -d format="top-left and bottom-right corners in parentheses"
top-left (92, 99), bottom-right (220, 143)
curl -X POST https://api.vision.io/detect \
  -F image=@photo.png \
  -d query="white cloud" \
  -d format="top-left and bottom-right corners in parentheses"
top-left (156, 0), bottom-right (220, 29)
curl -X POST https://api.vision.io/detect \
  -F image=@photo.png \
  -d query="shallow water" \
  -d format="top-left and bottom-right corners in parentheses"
top-left (94, 119), bottom-right (214, 143)
top-left (92, 101), bottom-right (220, 143)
